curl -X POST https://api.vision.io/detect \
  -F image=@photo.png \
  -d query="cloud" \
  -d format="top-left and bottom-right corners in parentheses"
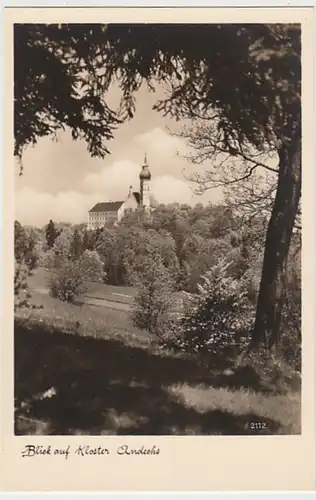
top-left (15, 187), bottom-right (104, 227)
top-left (82, 157), bottom-right (211, 207)
top-left (15, 173), bottom-right (222, 227)
top-left (133, 127), bottom-right (186, 161)
top-left (82, 160), bottom-right (140, 198)
top-left (15, 127), bottom-right (223, 227)
top-left (151, 176), bottom-right (195, 205)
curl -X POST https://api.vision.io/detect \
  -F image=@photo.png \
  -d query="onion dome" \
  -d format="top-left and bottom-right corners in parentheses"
top-left (139, 153), bottom-right (151, 180)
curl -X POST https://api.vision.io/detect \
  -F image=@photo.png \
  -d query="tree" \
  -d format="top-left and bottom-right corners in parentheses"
top-left (120, 227), bottom-right (180, 286)
top-left (69, 228), bottom-right (83, 260)
top-left (101, 23), bottom-right (301, 349)
top-left (14, 24), bottom-right (122, 172)
top-left (49, 248), bottom-right (105, 302)
top-left (95, 227), bottom-right (124, 285)
top-left (15, 221), bottom-right (28, 264)
top-left (179, 233), bottom-right (236, 292)
top-left (132, 253), bottom-right (176, 336)
top-left (15, 23), bottom-right (301, 348)
top-left (14, 221), bottom-right (39, 310)
top-left (173, 259), bottom-right (254, 361)
top-left (82, 229), bottom-right (90, 252)
top-left (45, 219), bottom-right (60, 250)
top-left (52, 227), bottom-right (73, 259)
top-left (174, 120), bottom-right (279, 231)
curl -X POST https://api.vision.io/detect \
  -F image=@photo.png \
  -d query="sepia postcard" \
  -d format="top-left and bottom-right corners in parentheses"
top-left (1, 5), bottom-right (315, 492)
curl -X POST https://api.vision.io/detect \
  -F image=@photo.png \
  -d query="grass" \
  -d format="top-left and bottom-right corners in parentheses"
top-left (16, 291), bottom-right (150, 348)
top-left (14, 268), bottom-right (301, 436)
top-left (27, 266), bottom-right (184, 309)
top-left (168, 384), bottom-right (300, 435)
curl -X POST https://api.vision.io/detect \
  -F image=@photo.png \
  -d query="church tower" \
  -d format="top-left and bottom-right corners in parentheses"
top-left (139, 153), bottom-right (151, 210)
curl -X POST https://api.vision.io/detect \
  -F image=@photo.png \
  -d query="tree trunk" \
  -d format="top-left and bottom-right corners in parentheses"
top-left (251, 136), bottom-right (301, 349)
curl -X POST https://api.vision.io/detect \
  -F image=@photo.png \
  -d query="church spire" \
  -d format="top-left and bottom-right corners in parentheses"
top-left (139, 153), bottom-right (151, 180)
top-left (139, 153), bottom-right (151, 210)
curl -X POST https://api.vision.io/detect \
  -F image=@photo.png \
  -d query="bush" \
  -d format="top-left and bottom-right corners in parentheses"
top-left (160, 259), bottom-right (254, 362)
top-left (14, 222), bottom-right (40, 310)
top-left (49, 249), bottom-right (105, 303)
top-left (14, 261), bottom-right (33, 311)
top-left (49, 260), bottom-right (85, 302)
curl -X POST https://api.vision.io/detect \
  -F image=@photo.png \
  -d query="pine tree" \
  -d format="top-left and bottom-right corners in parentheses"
top-left (45, 219), bottom-right (59, 249)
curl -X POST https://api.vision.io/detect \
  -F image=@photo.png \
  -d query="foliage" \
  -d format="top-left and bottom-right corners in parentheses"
top-left (180, 234), bottom-right (235, 292)
top-left (161, 260), bottom-right (254, 362)
top-left (82, 229), bottom-right (91, 251)
top-left (95, 224), bottom-right (181, 287)
top-left (132, 253), bottom-right (176, 335)
top-left (15, 24), bottom-right (300, 160)
top-left (175, 120), bottom-right (280, 227)
top-left (69, 228), bottom-right (84, 260)
top-left (15, 197), bottom-right (301, 360)
top-left (15, 23), bottom-right (301, 348)
top-left (51, 226), bottom-right (73, 260)
top-left (124, 228), bottom-right (180, 285)
top-left (101, 23), bottom-right (301, 348)
top-left (14, 262), bottom-right (33, 311)
top-left (279, 241), bottom-right (301, 369)
top-left (45, 219), bottom-right (60, 250)
top-left (15, 221), bottom-right (39, 269)
top-left (92, 203), bottom-right (263, 294)
top-left (239, 348), bottom-right (301, 394)
top-left (14, 24), bottom-right (121, 168)
top-left (95, 227), bottom-right (125, 285)
top-left (44, 221), bottom-right (105, 303)
top-left (79, 249), bottom-right (105, 282)
top-left (49, 248), bottom-right (105, 302)
top-left (14, 221), bottom-right (40, 310)
top-left (72, 204), bottom-right (250, 302)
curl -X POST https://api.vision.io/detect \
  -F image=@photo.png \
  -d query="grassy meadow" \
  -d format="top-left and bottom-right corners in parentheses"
top-left (15, 267), bottom-right (301, 436)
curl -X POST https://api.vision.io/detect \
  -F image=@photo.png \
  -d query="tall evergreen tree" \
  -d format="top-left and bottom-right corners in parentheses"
top-left (45, 219), bottom-right (60, 250)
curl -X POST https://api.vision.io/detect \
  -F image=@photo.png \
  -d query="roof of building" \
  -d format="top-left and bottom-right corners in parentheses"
top-left (89, 201), bottom-right (124, 213)
top-left (133, 192), bottom-right (141, 204)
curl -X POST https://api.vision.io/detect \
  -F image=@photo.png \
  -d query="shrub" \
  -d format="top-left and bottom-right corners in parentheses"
top-left (49, 260), bottom-right (85, 302)
top-left (14, 222), bottom-right (39, 310)
top-left (14, 261), bottom-right (33, 311)
top-left (160, 259), bottom-right (254, 362)
top-left (49, 249), bottom-right (105, 302)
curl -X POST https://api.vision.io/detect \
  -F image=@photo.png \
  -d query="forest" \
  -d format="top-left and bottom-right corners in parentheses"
top-left (14, 200), bottom-right (301, 370)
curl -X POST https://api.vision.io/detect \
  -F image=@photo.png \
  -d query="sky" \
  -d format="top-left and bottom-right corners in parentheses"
top-left (14, 84), bottom-right (223, 227)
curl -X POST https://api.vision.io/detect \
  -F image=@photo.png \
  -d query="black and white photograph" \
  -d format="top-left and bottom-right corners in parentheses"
top-left (13, 20), bottom-right (303, 438)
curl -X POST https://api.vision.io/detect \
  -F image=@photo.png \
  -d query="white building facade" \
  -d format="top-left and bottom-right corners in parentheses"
top-left (88, 155), bottom-right (152, 230)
